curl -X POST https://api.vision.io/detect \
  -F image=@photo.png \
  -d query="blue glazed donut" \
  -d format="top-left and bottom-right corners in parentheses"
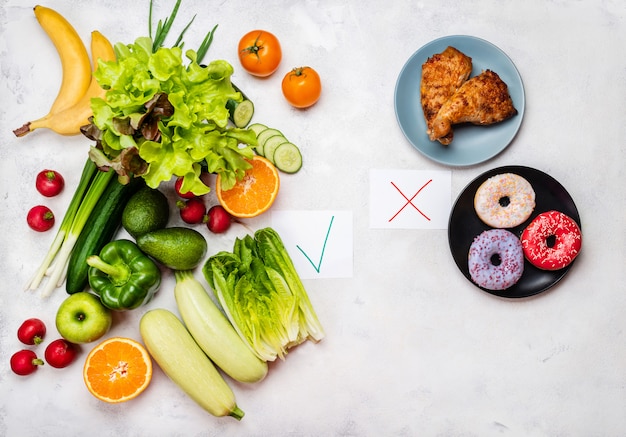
top-left (468, 229), bottom-right (524, 290)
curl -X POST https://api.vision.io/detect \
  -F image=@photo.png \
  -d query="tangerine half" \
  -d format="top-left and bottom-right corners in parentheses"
top-left (216, 156), bottom-right (280, 218)
top-left (83, 337), bottom-right (152, 403)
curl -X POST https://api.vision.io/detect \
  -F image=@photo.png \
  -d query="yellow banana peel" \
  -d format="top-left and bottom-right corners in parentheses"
top-left (13, 26), bottom-right (115, 137)
top-left (34, 5), bottom-right (92, 114)
top-left (13, 7), bottom-right (114, 137)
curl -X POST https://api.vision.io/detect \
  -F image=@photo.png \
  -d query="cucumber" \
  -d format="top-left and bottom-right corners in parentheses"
top-left (139, 309), bottom-right (244, 420)
top-left (226, 99), bottom-right (254, 128)
top-left (256, 128), bottom-right (283, 148)
top-left (273, 142), bottom-right (303, 174)
top-left (248, 123), bottom-right (268, 136)
top-left (262, 135), bottom-right (288, 164)
top-left (174, 270), bottom-right (268, 384)
top-left (256, 128), bottom-right (284, 157)
top-left (248, 123), bottom-right (269, 156)
top-left (246, 124), bottom-right (304, 174)
top-left (65, 177), bottom-right (144, 294)
top-left (226, 83), bottom-right (254, 128)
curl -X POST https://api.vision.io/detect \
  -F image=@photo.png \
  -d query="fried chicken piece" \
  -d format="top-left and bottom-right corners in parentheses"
top-left (429, 69), bottom-right (518, 142)
top-left (420, 46), bottom-right (473, 145)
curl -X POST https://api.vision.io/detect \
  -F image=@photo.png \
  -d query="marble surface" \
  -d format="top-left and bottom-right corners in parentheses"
top-left (1, 0), bottom-right (625, 436)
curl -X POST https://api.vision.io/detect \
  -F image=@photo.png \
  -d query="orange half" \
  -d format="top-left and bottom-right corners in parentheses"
top-left (216, 155), bottom-right (280, 218)
top-left (83, 337), bottom-right (152, 403)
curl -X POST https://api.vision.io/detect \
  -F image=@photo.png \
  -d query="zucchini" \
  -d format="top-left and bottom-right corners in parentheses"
top-left (227, 83), bottom-right (254, 128)
top-left (65, 176), bottom-right (144, 294)
top-left (273, 142), bottom-right (303, 174)
top-left (140, 309), bottom-right (245, 420)
top-left (174, 270), bottom-right (268, 383)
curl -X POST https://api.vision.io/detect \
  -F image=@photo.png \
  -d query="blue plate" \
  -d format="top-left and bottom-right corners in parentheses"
top-left (394, 35), bottom-right (525, 167)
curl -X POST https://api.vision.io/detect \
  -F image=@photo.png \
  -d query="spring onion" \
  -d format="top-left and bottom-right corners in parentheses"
top-left (26, 160), bottom-right (114, 297)
top-left (25, 159), bottom-right (96, 292)
top-left (26, 0), bottom-right (231, 296)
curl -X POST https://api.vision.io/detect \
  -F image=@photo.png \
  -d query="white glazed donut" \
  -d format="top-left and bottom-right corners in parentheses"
top-left (474, 173), bottom-right (536, 228)
top-left (468, 229), bottom-right (524, 290)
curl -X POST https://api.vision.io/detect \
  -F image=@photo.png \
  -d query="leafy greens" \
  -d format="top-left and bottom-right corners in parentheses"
top-left (203, 228), bottom-right (325, 362)
top-left (83, 1), bottom-right (256, 195)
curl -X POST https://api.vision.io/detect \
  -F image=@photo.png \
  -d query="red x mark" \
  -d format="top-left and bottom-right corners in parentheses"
top-left (388, 179), bottom-right (433, 222)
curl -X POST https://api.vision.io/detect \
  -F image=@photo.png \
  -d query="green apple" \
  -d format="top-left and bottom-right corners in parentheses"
top-left (55, 292), bottom-right (112, 344)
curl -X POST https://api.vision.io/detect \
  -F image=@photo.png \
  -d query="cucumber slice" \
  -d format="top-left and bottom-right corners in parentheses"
top-left (248, 123), bottom-right (268, 136)
top-left (262, 135), bottom-right (288, 164)
top-left (248, 123), bottom-right (269, 155)
top-left (257, 128), bottom-right (283, 147)
top-left (273, 142), bottom-right (302, 174)
top-left (226, 99), bottom-right (254, 128)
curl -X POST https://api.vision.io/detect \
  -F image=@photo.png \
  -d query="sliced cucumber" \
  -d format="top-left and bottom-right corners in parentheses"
top-left (248, 123), bottom-right (268, 136)
top-left (248, 123), bottom-right (269, 155)
top-left (256, 128), bottom-right (283, 147)
top-left (262, 135), bottom-right (288, 164)
top-left (272, 142), bottom-right (302, 174)
top-left (226, 99), bottom-right (254, 128)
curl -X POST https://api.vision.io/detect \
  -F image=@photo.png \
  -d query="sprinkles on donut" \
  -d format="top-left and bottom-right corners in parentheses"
top-left (521, 210), bottom-right (582, 270)
top-left (474, 173), bottom-right (536, 228)
top-left (468, 229), bottom-right (524, 291)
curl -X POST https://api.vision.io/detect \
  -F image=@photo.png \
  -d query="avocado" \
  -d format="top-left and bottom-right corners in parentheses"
top-left (137, 227), bottom-right (207, 270)
top-left (122, 187), bottom-right (170, 238)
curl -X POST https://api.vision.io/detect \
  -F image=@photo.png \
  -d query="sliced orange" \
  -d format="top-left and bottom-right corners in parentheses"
top-left (83, 337), bottom-right (152, 403)
top-left (216, 155), bottom-right (280, 218)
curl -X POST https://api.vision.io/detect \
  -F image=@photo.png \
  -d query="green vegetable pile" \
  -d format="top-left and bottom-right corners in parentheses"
top-left (203, 228), bottom-right (325, 362)
top-left (82, 0), bottom-right (257, 195)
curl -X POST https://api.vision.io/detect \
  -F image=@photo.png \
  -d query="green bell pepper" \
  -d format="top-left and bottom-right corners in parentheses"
top-left (87, 239), bottom-right (161, 310)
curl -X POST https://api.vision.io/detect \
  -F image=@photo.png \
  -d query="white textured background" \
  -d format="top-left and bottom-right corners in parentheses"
top-left (1, 0), bottom-right (625, 436)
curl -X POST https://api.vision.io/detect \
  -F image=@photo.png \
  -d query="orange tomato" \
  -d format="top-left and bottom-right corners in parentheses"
top-left (238, 30), bottom-right (282, 77)
top-left (281, 67), bottom-right (322, 108)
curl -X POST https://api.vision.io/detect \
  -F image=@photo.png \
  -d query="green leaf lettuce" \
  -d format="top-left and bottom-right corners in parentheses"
top-left (88, 37), bottom-right (256, 195)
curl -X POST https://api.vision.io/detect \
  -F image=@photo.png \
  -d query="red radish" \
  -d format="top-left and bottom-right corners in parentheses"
top-left (27, 205), bottom-right (55, 232)
top-left (207, 205), bottom-right (232, 233)
top-left (174, 176), bottom-right (196, 199)
top-left (177, 198), bottom-right (206, 224)
top-left (44, 339), bottom-right (77, 368)
top-left (36, 169), bottom-right (65, 197)
top-left (17, 318), bottom-right (47, 345)
top-left (10, 350), bottom-right (44, 376)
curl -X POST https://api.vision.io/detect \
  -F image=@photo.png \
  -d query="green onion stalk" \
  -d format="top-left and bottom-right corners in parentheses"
top-left (26, 0), bottom-right (224, 297)
top-left (25, 160), bottom-right (115, 297)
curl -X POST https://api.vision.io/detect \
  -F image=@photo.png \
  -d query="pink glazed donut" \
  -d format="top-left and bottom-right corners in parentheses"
top-left (521, 210), bottom-right (582, 270)
top-left (468, 229), bottom-right (524, 290)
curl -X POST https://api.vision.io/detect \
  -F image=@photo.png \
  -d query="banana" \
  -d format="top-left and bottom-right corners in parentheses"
top-left (13, 6), bottom-right (92, 137)
top-left (34, 5), bottom-right (92, 114)
top-left (13, 30), bottom-right (115, 137)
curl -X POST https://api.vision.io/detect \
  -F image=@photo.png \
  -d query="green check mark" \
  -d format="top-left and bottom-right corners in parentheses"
top-left (296, 215), bottom-right (335, 273)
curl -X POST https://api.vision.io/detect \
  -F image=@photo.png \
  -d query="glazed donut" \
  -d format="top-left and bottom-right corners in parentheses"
top-left (474, 173), bottom-right (536, 228)
top-left (521, 210), bottom-right (582, 270)
top-left (468, 229), bottom-right (524, 290)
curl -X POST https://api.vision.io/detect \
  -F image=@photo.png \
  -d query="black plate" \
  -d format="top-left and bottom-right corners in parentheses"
top-left (448, 166), bottom-right (582, 298)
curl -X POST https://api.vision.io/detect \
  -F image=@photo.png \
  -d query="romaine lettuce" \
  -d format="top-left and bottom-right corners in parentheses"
top-left (203, 228), bottom-right (325, 362)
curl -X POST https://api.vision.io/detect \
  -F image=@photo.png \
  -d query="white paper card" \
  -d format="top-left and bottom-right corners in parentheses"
top-left (369, 169), bottom-right (452, 229)
top-left (271, 210), bottom-right (353, 279)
